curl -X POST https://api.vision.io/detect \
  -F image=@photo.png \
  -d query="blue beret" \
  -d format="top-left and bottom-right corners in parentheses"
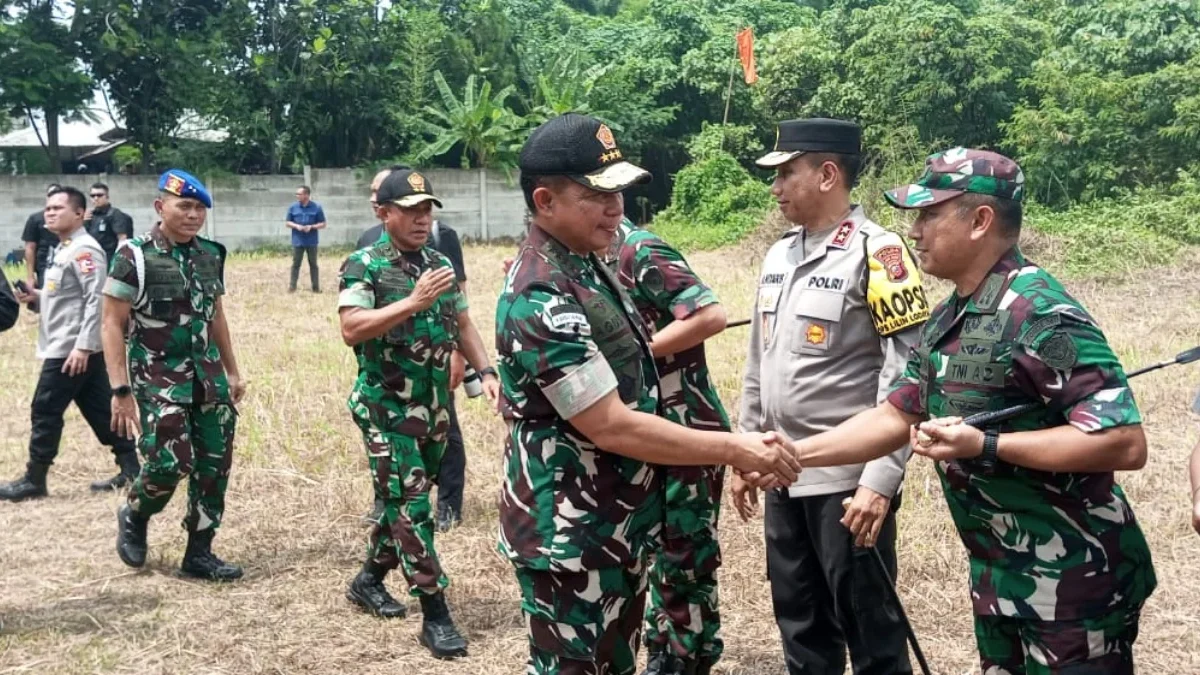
top-left (158, 169), bottom-right (212, 208)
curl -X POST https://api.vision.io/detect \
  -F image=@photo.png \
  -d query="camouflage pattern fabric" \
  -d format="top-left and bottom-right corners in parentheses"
top-left (338, 241), bottom-right (464, 591)
top-left (104, 224), bottom-right (231, 405)
top-left (496, 224), bottom-right (663, 673)
top-left (975, 608), bottom-right (1140, 674)
top-left (606, 221), bottom-right (727, 660)
top-left (355, 411), bottom-right (449, 594)
top-left (885, 147), bottom-right (1025, 209)
top-left (887, 246), bottom-right (1156, 623)
top-left (496, 224), bottom-right (663, 573)
top-left (517, 561), bottom-right (648, 675)
top-left (128, 402), bottom-right (236, 532)
top-left (103, 223), bottom-right (236, 531)
top-left (338, 242), bottom-right (465, 436)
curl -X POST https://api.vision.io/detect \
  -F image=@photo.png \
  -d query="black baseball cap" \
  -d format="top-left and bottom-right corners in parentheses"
top-left (519, 113), bottom-right (651, 192)
top-left (376, 169), bottom-right (443, 208)
top-left (756, 118), bottom-right (862, 168)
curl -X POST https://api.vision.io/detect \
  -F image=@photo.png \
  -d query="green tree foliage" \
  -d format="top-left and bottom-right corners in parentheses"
top-left (649, 150), bottom-right (773, 250)
top-left (413, 71), bottom-right (525, 169)
top-left (0, 2), bottom-right (92, 164)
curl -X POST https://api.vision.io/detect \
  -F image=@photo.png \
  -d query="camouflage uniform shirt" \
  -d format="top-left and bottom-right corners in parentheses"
top-left (887, 247), bottom-right (1156, 621)
top-left (338, 241), bottom-right (466, 434)
top-left (605, 220), bottom-right (729, 431)
top-left (496, 224), bottom-right (663, 572)
top-left (103, 223), bottom-right (231, 405)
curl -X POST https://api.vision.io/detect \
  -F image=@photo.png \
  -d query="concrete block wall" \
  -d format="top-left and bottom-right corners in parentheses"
top-left (1, 168), bottom-right (527, 255)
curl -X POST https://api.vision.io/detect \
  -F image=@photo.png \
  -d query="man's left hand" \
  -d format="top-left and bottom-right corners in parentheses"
top-left (911, 416), bottom-right (981, 462)
top-left (14, 286), bottom-right (38, 304)
top-left (228, 374), bottom-right (247, 404)
top-left (450, 351), bottom-right (466, 390)
top-left (482, 374), bottom-right (501, 411)
top-left (62, 349), bottom-right (90, 377)
top-left (840, 485), bottom-right (891, 548)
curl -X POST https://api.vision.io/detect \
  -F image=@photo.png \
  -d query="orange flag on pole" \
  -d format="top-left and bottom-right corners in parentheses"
top-left (736, 27), bottom-right (757, 84)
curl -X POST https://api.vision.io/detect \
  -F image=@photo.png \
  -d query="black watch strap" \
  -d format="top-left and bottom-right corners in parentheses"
top-left (479, 366), bottom-right (498, 378)
top-left (112, 384), bottom-right (132, 398)
top-left (978, 429), bottom-right (1000, 472)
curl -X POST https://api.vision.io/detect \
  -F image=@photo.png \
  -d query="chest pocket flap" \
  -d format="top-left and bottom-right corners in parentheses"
top-left (792, 290), bottom-right (846, 355)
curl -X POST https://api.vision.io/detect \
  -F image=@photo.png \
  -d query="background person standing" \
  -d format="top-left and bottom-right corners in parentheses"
top-left (23, 182), bottom-right (62, 291)
top-left (85, 182), bottom-right (134, 263)
top-left (286, 185), bottom-right (326, 292)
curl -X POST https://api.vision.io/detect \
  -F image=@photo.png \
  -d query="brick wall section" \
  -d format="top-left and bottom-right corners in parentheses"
top-left (1, 168), bottom-right (527, 253)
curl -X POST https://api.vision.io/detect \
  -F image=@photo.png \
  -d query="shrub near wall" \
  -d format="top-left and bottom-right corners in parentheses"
top-left (649, 151), bottom-right (773, 251)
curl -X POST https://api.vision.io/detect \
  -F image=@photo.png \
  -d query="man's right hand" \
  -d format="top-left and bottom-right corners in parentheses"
top-left (1192, 495), bottom-right (1200, 536)
top-left (409, 268), bottom-right (456, 311)
top-left (730, 431), bottom-right (801, 487)
top-left (731, 472), bottom-right (760, 522)
top-left (111, 395), bottom-right (141, 440)
top-left (502, 257), bottom-right (514, 274)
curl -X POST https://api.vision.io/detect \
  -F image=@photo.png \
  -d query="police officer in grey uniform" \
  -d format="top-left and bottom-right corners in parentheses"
top-left (734, 119), bottom-right (929, 675)
top-left (0, 186), bottom-right (139, 501)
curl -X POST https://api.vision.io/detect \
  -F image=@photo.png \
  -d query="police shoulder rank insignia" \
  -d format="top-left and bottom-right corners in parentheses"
top-left (76, 251), bottom-right (96, 275)
top-left (830, 221), bottom-right (857, 249)
top-left (596, 124), bottom-right (617, 150)
top-left (408, 172), bottom-right (427, 192)
top-left (866, 235), bottom-right (929, 336)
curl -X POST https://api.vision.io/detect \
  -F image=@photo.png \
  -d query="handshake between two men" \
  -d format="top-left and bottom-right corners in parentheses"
top-left (730, 405), bottom-right (986, 548)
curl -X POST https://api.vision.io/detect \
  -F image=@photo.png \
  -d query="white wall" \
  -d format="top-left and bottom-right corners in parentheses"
top-left (1, 168), bottom-right (527, 253)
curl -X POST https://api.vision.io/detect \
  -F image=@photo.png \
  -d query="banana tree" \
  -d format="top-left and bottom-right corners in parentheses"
top-left (412, 70), bottom-right (526, 169)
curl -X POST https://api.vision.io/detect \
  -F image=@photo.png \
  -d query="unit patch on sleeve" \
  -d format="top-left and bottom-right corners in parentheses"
top-left (866, 234), bottom-right (929, 336)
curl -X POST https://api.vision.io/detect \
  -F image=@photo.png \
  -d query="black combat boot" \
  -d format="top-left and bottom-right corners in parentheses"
top-left (419, 591), bottom-right (468, 659)
top-left (346, 561), bottom-right (407, 618)
top-left (436, 504), bottom-right (459, 533)
top-left (116, 503), bottom-right (149, 567)
top-left (180, 529), bottom-right (244, 581)
top-left (0, 461), bottom-right (50, 502)
top-left (692, 655), bottom-right (717, 675)
top-left (641, 644), bottom-right (676, 675)
top-left (90, 452), bottom-right (140, 492)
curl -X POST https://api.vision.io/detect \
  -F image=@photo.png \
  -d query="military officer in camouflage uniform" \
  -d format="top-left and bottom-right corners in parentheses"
top-left (338, 168), bottom-right (499, 659)
top-left (737, 119), bottom-right (923, 675)
top-left (772, 148), bottom-right (1155, 674)
top-left (497, 113), bottom-right (802, 675)
top-left (600, 220), bottom-right (731, 675)
top-left (104, 170), bottom-right (248, 582)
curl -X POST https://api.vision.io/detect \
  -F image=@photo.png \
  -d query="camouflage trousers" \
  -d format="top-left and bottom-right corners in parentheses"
top-left (974, 606), bottom-right (1141, 674)
top-left (128, 401), bottom-right (236, 532)
top-left (517, 559), bottom-right (648, 675)
top-left (644, 465), bottom-right (725, 661)
top-left (356, 415), bottom-right (449, 596)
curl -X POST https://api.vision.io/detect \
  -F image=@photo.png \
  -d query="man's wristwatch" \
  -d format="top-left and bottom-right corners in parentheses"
top-left (112, 384), bottom-right (132, 398)
top-left (976, 429), bottom-right (1000, 473)
top-left (479, 366), bottom-right (498, 379)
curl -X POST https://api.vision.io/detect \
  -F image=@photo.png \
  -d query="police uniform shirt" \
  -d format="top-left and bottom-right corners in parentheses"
top-left (37, 229), bottom-right (107, 360)
top-left (739, 205), bottom-right (930, 498)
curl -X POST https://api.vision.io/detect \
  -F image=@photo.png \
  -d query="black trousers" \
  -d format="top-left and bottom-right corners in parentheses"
top-left (30, 353), bottom-right (136, 466)
top-left (765, 488), bottom-right (912, 675)
top-left (290, 245), bottom-right (319, 290)
top-left (435, 394), bottom-right (465, 519)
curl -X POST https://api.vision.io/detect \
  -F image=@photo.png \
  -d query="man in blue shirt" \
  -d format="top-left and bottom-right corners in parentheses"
top-left (286, 185), bottom-right (326, 292)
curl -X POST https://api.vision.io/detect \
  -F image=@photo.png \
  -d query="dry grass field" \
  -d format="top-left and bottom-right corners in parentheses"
top-left (1, 237), bottom-right (1199, 674)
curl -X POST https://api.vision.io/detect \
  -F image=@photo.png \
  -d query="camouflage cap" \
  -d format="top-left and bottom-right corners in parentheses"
top-left (884, 147), bottom-right (1024, 209)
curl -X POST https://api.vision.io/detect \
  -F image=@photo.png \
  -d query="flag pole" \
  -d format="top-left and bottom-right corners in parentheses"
top-left (722, 27), bottom-right (739, 128)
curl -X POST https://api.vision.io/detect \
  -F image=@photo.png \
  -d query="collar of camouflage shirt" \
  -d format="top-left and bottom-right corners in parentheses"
top-left (922, 245), bottom-right (1028, 351)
